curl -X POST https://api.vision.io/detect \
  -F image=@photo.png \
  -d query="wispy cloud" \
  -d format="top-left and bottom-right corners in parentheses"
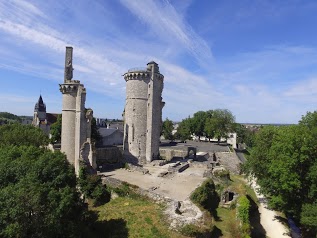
top-left (284, 78), bottom-right (317, 97)
top-left (119, 0), bottom-right (213, 67)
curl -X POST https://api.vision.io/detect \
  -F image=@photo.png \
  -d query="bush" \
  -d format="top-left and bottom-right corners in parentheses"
top-left (78, 167), bottom-right (110, 206)
top-left (213, 169), bottom-right (230, 180)
top-left (180, 224), bottom-right (203, 237)
top-left (190, 179), bottom-right (220, 212)
top-left (237, 195), bottom-right (251, 237)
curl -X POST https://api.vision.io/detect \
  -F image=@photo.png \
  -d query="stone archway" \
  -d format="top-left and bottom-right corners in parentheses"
top-left (187, 146), bottom-right (197, 160)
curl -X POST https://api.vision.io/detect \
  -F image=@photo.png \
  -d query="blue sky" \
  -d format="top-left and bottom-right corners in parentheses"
top-left (1, 0), bottom-right (317, 123)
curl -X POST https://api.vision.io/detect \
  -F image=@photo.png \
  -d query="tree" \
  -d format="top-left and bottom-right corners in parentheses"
top-left (50, 114), bottom-right (62, 143)
top-left (191, 111), bottom-right (207, 140)
top-left (162, 118), bottom-right (174, 141)
top-left (49, 115), bottom-right (102, 145)
top-left (244, 116), bottom-right (317, 236)
top-left (175, 118), bottom-right (192, 142)
top-left (233, 123), bottom-right (255, 148)
top-left (0, 124), bottom-right (48, 147)
top-left (0, 145), bottom-right (89, 237)
top-left (91, 117), bottom-right (102, 144)
top-left (204, 109), bottom-right (235, 143)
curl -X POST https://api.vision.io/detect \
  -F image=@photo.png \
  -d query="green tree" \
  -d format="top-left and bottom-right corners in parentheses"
top-left (233, 123), bottom-right (255, 148)
top-left (175, 118), bottom-right (192, 142)
top-left (162, 118), bottom-right (174, 141)
top-left (49, 115), bottom-right (102, 145)
top-left (244, 117), bottom-right (317, 236)
top-left (0, 146), bottom-right (89, 237)
top-left (78, 167), bottom-right (110, 207)
top-left (0, 124), bottom-right (48, 147)
top-left (191, 111), bottom-right (207, 140)
top-left (204, 109), bottom-right (235, 143)
top-left (91, 117), bottom-right (102, 144)
top-left (49, 114), bottom-right (62, 143)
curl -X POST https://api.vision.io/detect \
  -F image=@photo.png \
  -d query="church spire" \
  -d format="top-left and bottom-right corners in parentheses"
top-left (34, 95), bottom-right (46, 112)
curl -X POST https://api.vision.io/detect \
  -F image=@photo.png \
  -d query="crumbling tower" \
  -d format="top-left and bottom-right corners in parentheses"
top-left (123, 61), bottom-right (164, 164)
top-left (59, 47), bottom-right (95, 174)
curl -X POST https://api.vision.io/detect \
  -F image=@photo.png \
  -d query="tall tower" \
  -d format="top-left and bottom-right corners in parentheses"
top-left (59, 46), bottom-right (91, 174)
top-left (123, 61), bottom-right (164, 164)
top-left (33, 95), bottom-right (48, 133)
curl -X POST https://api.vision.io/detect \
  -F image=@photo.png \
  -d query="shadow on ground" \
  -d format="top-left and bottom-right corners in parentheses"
top-left (247, 195), bottom-right (266, 238)
top-left (211, 225), bottom-right (223, 238)
top-left (84, 210), bottom-right (129, 238)
top-left (274, 215), bottom-right (288, 227)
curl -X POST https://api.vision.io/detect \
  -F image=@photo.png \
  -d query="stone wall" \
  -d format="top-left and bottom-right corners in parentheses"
top-left (96, 146), bottom-right (123, 165)
top-left (159, 148), bottom-right (188, 161)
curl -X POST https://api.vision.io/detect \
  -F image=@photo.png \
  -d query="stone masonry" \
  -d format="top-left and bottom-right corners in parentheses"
top-left (123, 62), bottom-right (164, 164)
top-left (59, 46), bottom-right (96, 175)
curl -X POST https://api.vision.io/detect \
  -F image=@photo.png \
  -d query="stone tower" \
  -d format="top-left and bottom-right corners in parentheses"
top-left (123, 61), bottom-right (164, 164)
top-left (59, 46), bottom-right (95, 174)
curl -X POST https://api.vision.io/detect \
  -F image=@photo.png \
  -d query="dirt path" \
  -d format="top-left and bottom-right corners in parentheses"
top-left (250, 180), bottom-right (291, 238)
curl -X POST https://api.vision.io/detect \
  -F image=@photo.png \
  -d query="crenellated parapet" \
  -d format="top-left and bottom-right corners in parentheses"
top-left (124, 70), bottom-right (164, 81)
top-left (123, 71), bottom-right (150, 81)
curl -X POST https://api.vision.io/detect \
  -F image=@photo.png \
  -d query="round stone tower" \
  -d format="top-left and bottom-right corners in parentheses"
top-left (123, 61), bottom-right (164, 164)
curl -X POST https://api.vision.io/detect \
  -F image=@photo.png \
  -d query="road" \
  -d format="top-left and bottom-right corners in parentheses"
top-left (250, 179), bottom-right (291, 238)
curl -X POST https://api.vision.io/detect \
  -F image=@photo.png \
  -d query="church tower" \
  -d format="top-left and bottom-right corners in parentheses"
top-left (33, 95), bottom-right (48, 133)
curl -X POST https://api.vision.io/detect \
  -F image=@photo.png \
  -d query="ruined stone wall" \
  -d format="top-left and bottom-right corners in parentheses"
top-left (159, 148), bottom-right (188, 161)
top-left (146, 63), bottom-right (164, 162)
top-left (60, 85), bottom-right (78, 166)
top-left (60, 47), bottom-right (95, 175)
top-left (123, 62), bottom-right (164, 164)
top-left (96, 146), bottom-right (123, 165)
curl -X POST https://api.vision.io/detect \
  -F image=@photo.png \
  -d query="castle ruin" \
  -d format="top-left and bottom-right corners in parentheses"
top-left (123, 61), bottom-right (164, 164)
top-left (59, 46), bottom-right (96, 175)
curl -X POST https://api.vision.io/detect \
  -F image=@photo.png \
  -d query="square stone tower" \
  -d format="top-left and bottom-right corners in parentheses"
top-left (123, 62), bottom-right (164, 164)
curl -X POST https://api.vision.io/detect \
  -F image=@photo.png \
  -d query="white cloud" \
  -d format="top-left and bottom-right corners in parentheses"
top-left (119, 0), bottom-right (213, 67)
top-left (284, 78), bottom-right (317, 97)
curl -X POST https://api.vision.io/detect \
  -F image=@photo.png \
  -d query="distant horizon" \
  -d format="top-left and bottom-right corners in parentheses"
top-left (3, 111), bottom-right (298, 126)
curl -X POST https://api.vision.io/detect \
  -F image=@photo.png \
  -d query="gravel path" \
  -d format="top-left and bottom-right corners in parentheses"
top-left (250, 180), bottom-right (291, 238)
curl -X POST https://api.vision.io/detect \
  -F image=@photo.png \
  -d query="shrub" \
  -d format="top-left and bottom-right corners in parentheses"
top-left (180, 224), bottom-right (203, 237)
top-left (78, 167), bottom-right (110, 206)
top-left (190, 179), bottom-right (220, 212)
top-left (237, 195), bottom-right (251, 237)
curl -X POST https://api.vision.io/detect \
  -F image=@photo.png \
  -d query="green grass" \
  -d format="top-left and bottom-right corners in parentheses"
top-left (89, 196), bottom-right (186, 238)
top-left (212, 174), bottom-right (259, 238)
